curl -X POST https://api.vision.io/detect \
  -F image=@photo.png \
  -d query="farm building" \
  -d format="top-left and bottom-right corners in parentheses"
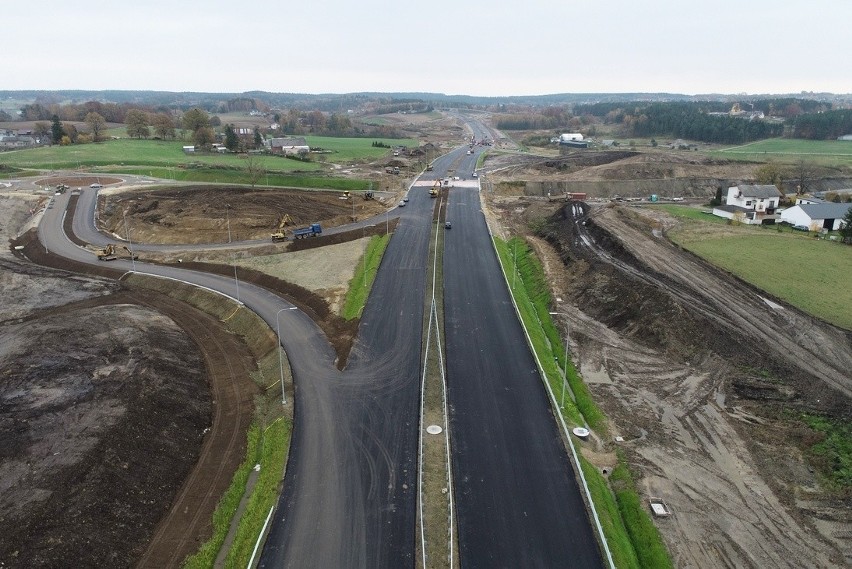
top-left (713, 185), bottom-right (782, 224)
top-left (780, 203), bottom-right (852, 231)
top-left (268, 137), bottom-right (309, 156)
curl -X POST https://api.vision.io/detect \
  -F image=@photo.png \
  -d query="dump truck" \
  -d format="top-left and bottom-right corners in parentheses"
top-left (292, 223), bottom-right (322, 239)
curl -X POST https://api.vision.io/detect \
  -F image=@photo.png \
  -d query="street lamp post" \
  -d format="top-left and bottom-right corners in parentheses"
top-left (225, 204), bottom-right (240, 301)
top-left (363, 224), bottom-right (375, 288)
top-left (275, 307), bottom-right (296, 404)
top-left (549, 311), bottom-right (570, 409)
top-left (123, 210), bottom-right (136, 272)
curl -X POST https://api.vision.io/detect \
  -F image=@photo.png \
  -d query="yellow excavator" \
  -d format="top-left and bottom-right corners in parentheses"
top-left (96, 244), bottom-right (117, 261)
top-left (271, 214), bottom-right (294, 242)
top-left (429, 180), bottom-right (440, 198)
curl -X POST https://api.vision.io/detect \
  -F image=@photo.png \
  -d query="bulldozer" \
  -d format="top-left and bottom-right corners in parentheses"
top-left (96, 244), bottom-right (117, 261)
top-left (271, 214), bottom-right (294, 242)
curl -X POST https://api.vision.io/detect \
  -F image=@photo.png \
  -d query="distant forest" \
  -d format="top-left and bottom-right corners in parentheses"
top-left (2, 90), bottom-right (851, 144)
top-left (497, 99), bottom-right (851, 144)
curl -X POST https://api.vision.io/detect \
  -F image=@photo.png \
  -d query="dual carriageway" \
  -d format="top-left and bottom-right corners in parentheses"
top-left (36, 136), bottom-right (605, 568)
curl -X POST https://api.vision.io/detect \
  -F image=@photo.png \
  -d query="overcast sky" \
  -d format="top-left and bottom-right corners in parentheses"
top-left (4, 0), bottom-right (850, 97)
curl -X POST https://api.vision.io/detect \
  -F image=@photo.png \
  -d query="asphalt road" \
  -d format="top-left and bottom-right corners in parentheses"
top-left (443, 184), bottom-right (603, 567)
top-left (41, 187), bottom-right (430, 567)
top-left (38, 135), bottom-right (603, 567)
top-left (259, 180), bottom-right (435, 567)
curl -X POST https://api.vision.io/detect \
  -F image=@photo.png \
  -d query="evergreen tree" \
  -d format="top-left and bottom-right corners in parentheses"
top-left (224, 124), bottom-right (239, 151)
top-left (840, 207), bottom-right (852, 244)
top-left (50, 115), bottom-right (64, 145)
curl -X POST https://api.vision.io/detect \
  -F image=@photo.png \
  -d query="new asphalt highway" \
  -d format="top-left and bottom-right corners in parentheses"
top-left (37, 140), bottom-right (603, 567)
top-left (443, 182), bottom-right (603, 568)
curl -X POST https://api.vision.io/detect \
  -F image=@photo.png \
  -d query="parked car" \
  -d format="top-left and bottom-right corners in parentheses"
top-left (792, 224), bottom-right (810, 231)
top-left (89, 183), bottom-right (103, 189)
top-left (398, 201), bottom-right (406, 207)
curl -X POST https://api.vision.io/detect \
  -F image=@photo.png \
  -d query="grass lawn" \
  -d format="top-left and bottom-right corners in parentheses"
top-left (711, 138), bottom-right (852, 167)
top-left (0, 135), bottom-right (418, 171)
top-left (670, 226), bottom-right (852, 330)
top-left (651, 204), bottom-right (727, 223)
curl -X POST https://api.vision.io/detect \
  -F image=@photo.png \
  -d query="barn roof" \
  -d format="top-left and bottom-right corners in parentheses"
top-left (800, 203), bottom-right (852, 220)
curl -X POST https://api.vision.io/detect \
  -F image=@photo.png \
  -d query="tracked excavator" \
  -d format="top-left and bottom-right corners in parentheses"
top-left (271, 214), bottom-right (294, 242)
top-left (429, 180), bottom-right (440, 198)
top-left (96, 244), bottom-right (117, 261)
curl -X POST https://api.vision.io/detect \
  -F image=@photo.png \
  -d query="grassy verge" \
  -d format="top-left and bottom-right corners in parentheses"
top-left (341, 234), bottom-right (391, 319)
top-left (609, 454), bottom-right (674, 569)
top-left (182, 423), bottom-right (262, 568)
top-left (224, 417), bottom-right (290, 565)
top-left (580, 456), bottom-right (640, 569)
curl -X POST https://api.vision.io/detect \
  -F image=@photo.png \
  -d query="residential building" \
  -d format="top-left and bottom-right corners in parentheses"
top-left (780, 202), bottom-right (852, 231)
top-left (712, 184), bottom-right (782, 224)
top-left (268, 137), bottom-right (309, 156)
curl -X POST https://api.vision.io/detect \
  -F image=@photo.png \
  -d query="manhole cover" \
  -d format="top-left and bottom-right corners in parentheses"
top-left (426, 425), bottom-right (443, 435)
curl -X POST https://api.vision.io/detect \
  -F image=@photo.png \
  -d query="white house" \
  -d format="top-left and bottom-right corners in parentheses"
top-left (713, 185), bottom-right (782, 224)
top-left (780, 203), bottom-right (852, 231)
top-left (559, 133), bottom-right (584, 142)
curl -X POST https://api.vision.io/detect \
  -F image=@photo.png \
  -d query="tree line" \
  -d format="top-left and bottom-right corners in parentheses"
top-left (791, 109), bottom-right (852, 140)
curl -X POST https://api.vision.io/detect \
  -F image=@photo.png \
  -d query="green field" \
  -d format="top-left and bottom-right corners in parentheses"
top-left (671, 226), bottom-right (852, 330)
top-left (712, 138), bottom-right (852, 167)
top-left (651, 204), bottom-right (727, 223)
top-left (0, 135), bottom-right (418, 171)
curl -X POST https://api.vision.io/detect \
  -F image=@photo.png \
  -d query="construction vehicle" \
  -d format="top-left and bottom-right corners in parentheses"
top-left (122, 246), bottom-right (138, 260)
top-left (426, 164), bottom-right (433, 171)
top-left (271, 214), bottom-right (294, 242)
top-left (292, 223), bottom-right (322, 239)
top-left (364, 190), bottom-right (374, 200)
top-left (340, 191), bottom-right (350, 200)
top-left (96, 244), bottom-right (117, 261)
top-left (429, 180), bottom-right (440, 198)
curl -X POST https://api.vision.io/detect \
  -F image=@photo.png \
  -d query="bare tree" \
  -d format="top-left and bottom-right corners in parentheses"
top-left (789, 159), bottom-right (818, 195)
top-left (244, 155), bottom-right (265, 187)
top-left (84, 112), bottom-right (106, 142)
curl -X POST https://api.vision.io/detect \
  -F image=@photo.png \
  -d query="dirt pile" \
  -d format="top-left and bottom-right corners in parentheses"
top-left (100, 185), bottom-right (389, 244)
top-left (0, 292), bottom-right (210, 567)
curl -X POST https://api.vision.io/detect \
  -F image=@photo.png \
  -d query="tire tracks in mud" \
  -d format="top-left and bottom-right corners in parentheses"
top-left (131, 290), bottom-right (257, 568)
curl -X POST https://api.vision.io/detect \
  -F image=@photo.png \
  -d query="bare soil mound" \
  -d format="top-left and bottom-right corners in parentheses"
top-left (0, 292), bottom-right (210, 567)
top-left (99, 185), bottom-right (388, 244)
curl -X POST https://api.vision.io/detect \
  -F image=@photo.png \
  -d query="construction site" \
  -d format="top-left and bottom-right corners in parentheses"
top-left (1, 119), bottom-right (850, 567)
